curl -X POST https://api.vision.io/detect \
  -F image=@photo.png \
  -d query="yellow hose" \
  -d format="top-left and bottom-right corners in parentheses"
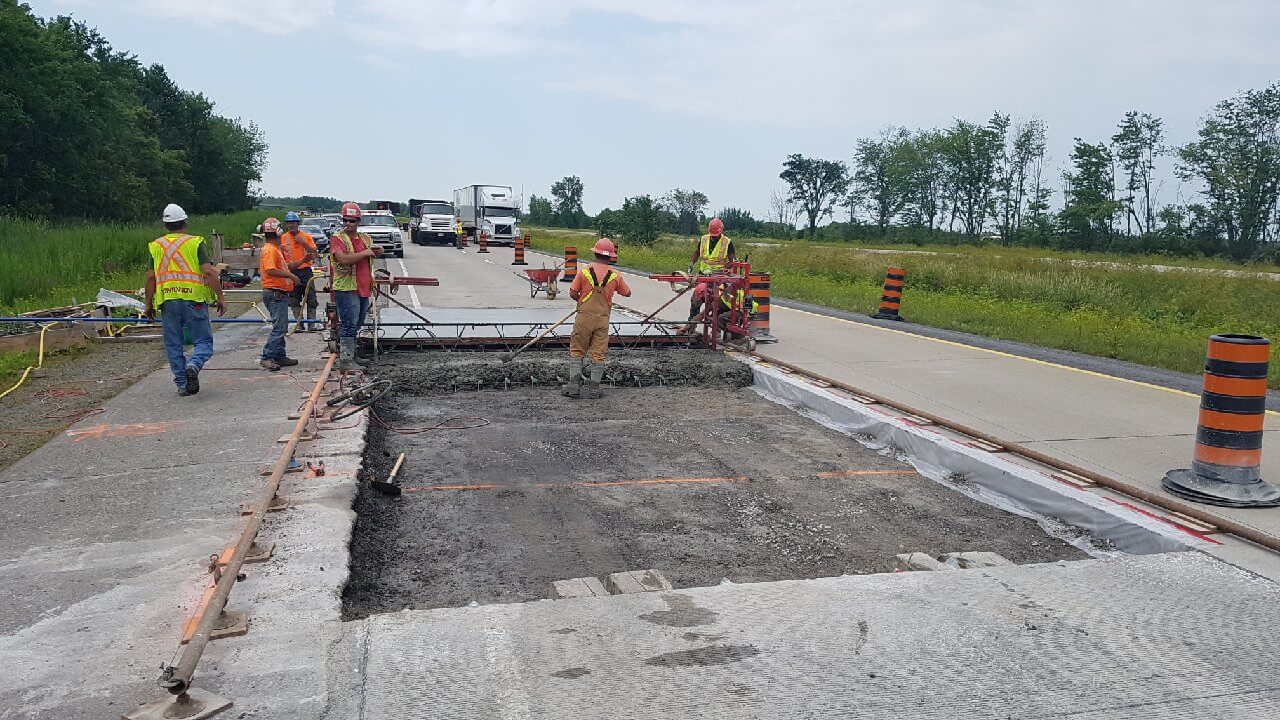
top-left (0, 323), bottom-right (55, 402)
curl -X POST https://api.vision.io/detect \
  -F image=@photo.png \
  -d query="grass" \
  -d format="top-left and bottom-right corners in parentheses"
top-left (0, 210), bottom-right (263, 315)
top-left (527, 226), bottom-right (1280, 388)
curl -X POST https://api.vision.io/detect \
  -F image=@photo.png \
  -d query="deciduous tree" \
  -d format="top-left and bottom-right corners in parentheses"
top-left (779, 154), bottom-right (850, 238)
top-left (550, 175), bottom-right (586, 228)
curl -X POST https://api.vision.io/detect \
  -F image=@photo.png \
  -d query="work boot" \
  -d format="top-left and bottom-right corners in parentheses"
top-left (585, 364), bottom-right (604, 399)
top-left (291, 305), bottom-right (304, 333)
top-left (184, 365), bottom-right (200, 395)
top-left (304, 307), bottom-right (317, 332)
top-left (338, 337), bottom-right (356, 372)
top-left (260, 358), bottom-right (281, 372)
top-left (561, 357), bottom-right (583, 398)
top-left (277, 357), bottom-right (299, 367)
top-left (354, 347), bottom-right (373, 367)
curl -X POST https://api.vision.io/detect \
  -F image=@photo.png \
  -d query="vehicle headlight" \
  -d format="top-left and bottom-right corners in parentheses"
top-left (392, 231), bottom-right (402, 241)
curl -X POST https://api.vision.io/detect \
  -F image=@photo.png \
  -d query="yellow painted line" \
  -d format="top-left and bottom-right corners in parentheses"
top-left (775, 304), bottom-right (1280, 417)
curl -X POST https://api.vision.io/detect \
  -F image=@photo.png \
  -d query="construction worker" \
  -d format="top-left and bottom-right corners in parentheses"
top-left (686, 217), bottom-right (735, 321)
top-left (281, 211), bottom-right (319, 332)
top-left (258, 218), bottom-right (300, 371)
top-left (455, 217), bottom-right (466, 249)
top-left (563, 238), bottom-right (631, 399)
top-left (685, 279), bottom-right (759, 337)
top-left (329, 202), bottom-right (382, 370)
top-left (144, 203), bottom-right (227, 396)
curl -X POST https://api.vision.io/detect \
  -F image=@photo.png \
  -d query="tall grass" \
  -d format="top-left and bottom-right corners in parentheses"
top-left (527, 227), bottom-right (1280, 387)
top-left (0, 210), bottom-right (263, 314)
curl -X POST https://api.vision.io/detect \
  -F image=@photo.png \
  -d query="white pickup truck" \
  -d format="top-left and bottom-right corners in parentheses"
top-left (357, 210), bottom-right (404, 258)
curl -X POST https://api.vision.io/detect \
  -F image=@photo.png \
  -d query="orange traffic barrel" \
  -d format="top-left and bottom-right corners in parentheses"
top-left (1163, 334), bottom-right (1278, 507)
top-left (512, 233), bottom-right (528, 266)
top-left (562, 247), bottom-right (578, 282)
top-left (871, 266), bottom-right (905, 321)
top-left (477, 230), bottom-right (489, 253)
top-left (749, 272), bottom-right (776, 343)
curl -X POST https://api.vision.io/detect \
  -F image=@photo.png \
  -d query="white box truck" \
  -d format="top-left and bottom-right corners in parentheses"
top-left (454, 185), bottom-right (520, 246)
top-left (409, 198), bottom-right (456, 245)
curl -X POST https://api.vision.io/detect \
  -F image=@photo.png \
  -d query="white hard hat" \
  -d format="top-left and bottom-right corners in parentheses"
top-left (162, 203), bottom-right (188, 222)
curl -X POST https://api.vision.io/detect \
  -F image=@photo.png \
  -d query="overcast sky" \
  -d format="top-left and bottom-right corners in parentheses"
top-left (35, 0), bottom-right (1280, 218)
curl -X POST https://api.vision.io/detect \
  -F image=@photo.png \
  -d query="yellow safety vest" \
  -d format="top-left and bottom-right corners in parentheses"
top-left (579, 266), bottom-right (618, 304)
top-left (695, 234), bottom-right (731, 275)
top-left (149, 233), bottom-right (213, 309)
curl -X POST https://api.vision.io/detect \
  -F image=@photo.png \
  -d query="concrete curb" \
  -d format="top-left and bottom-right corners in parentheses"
top-left (744, 357), bottom-right (1204, 556)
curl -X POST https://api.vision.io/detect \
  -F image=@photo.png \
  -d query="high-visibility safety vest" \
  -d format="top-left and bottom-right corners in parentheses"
top-left (149, 233), bottom-right (213, 308)
top-left (694, 233), bottom-right (731, 275)
top-left (579, 266), bottom-right (618, 304)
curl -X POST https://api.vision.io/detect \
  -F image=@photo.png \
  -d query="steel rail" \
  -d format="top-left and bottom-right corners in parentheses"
top-left (159, 353), bottom-right (337, 695)
top-left (750, 351), bottom-right (1280, 555)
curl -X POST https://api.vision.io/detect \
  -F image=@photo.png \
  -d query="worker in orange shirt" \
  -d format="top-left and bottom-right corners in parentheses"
top-left (563, 238), bottom-right (630, 399)
top-left (258, 218), bottom-right (301, 371)
top-left (281, 211), bottom-right (319, 332)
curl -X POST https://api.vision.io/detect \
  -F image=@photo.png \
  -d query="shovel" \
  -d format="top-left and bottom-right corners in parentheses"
top-left (371, 452), bottom-right (406, 496)
top-left (500, 307), bottom-right (577, 363)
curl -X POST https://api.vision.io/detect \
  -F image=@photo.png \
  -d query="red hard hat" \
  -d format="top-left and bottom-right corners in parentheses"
top-left (708, 217), bottom-right (724, 236)
top-left (340, 202), bottom-right (362, 220)
top-left (262, 217), bottom-right (281, 234)
top-left (592, 238), bottom-right (617, 258)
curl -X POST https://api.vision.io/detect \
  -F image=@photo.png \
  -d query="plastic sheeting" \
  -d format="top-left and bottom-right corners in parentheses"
top-left (95, 288), bottom-right (145, 311)
top-left (747, 359), bottom-right (1200, 556)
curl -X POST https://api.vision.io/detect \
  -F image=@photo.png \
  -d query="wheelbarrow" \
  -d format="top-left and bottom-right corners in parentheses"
top-left (517, 265), bottom-right (563, 299)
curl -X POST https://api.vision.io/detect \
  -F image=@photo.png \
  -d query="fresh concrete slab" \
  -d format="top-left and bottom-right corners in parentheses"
top-left (550, 577), bottom-right (610, 599)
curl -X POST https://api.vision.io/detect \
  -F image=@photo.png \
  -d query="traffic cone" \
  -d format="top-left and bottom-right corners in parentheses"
top-left (1163, 334), bottom-right (1279, 507)
top-left (749, 271), bottom-right (776, 342)
top-left (562, 247), bottom-right (578, 283)
top-left (478, 230), bottom-right (489, 253)
top-left (871, 266), bottom-right (905, 321)
top-left (512, 233), bottom-right (528, 266)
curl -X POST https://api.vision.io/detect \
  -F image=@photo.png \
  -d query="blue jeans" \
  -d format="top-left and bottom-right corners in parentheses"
top-left (333, 290), bottom-right (370, 339)
top-left (261, 289), bottom-right (291, 361)
top-left (160, 299), bottom-right (214, 389)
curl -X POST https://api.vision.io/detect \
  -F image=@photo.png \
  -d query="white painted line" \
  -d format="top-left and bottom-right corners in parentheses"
top-left (396, 258), bottom-right (422, 308)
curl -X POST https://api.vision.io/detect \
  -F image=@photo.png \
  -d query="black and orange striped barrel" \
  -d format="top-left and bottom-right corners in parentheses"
top-left (749, 272), bottom-right (772, 338)
top-left (563, 247), bottom-right (578, 282)
top-left (512, 233), bottom-right (528, 266)
top-left (477, 230), bottom-right (489, 253)
top-left (871, 266), bottom-right (905, 321)
top-left (1164, 334), bottom-right (1278, 507)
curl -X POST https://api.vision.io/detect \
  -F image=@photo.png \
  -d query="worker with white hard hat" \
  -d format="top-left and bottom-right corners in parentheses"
top-left (563, 238), bottom-right (631, 399)
top-left (144, 203), bottom-right (227, 396)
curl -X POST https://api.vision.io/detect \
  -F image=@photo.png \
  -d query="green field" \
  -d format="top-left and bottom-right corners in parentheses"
top-left (526, 227), bottom-right (1280, 388)
top-left (0, 210), bottom-right (263, 315)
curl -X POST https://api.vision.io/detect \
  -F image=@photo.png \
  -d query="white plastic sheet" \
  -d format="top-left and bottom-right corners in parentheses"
top-left (747, 359), bottom-right (1199, 556)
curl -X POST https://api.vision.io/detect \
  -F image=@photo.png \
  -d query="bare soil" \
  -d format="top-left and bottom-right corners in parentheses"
top-left (0, 342), bottom-right (163, 471)
top-left (341, 351), bottom-right (1087, 620)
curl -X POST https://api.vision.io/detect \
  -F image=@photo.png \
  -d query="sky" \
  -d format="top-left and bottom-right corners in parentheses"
top-left (32, 0), bottom-right (1280, 219)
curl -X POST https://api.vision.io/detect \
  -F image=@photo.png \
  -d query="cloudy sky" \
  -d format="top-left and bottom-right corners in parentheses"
top-left (35, 0), bottom-right (1280, 218)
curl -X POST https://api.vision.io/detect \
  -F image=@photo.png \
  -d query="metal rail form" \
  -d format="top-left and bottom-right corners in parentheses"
top-left (135, 353), bottom-right (337, 717)
top-left (750, 351), bottom-right (1280, 555)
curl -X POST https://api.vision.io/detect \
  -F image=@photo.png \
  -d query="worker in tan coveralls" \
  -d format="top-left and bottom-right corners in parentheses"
top-left (563, 238), bottom-right (631, 399)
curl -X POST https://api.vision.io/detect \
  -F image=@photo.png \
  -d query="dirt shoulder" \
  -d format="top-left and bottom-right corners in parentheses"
top-left (0, 341), bottom-right (165, 471)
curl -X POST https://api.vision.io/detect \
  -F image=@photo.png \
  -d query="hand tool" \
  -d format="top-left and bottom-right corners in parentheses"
top-left (371, 452), bottom-right (406, 496)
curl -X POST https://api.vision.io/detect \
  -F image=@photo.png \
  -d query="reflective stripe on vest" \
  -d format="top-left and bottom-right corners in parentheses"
top-left (150, 234), bottom-right (211, 306)
top-left (579, 266), bottom-right (617, 304)
top-left (695, 234), bottom-right (729, 274)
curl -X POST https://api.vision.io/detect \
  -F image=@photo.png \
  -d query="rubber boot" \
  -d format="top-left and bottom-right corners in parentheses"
top-left (291, 305), bottom-right (304, 334)
top-left (354, 341), bottom-right (373, 366)
top-left (304, 307), bottom-right (317, 332)
top-left (585, 364), bottom-right (604, 399)
top-left (562, 357), bottom-right (583, 398)
top-left (338, 337), bottom-right (355, 372)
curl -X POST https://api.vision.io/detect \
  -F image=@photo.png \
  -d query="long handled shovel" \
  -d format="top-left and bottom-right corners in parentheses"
top-left (371, 452), bottom-right (406, 496)
top-left (499, 307), bottom-right (578, 363)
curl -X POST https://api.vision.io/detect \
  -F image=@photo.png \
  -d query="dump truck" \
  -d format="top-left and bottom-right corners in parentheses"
top-left (408, 198), bottom-right (457, 245)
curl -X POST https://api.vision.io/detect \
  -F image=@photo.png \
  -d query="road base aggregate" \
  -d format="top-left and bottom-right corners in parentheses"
top-left (342, 351), bottom-right (1087, 619)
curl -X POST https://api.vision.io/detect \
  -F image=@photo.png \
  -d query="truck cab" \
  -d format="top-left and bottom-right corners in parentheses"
top-left (409, 199), bottom-right (457, 245)
top-left (454, 185), bottom-right (522, 246)
top-left (357, 210), bottom-right (404, 258)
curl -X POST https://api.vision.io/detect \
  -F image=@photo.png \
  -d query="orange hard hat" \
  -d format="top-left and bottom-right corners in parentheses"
top-left (708, 217), bottom-right (724, 236)
top-left (340, 202), bottom-right (362, 220)
top-left (262, 217), bottom-right (281, 235)
top-left (592, 238), bottom-right (617, 258)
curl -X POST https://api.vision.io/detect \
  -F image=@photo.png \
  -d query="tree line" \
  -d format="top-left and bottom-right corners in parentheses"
top-left (0, 1), bottom-right (267, 223)
top-left (526, 83), bottom-right (1280, 262)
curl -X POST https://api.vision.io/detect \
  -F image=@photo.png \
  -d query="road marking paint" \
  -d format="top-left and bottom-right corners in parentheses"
top-left (774, 305), bottom-right (1280, 416)
top-left (66, 421), bottom-right (177, 441)
top-left (396, 258), bottom-right (422, 308)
